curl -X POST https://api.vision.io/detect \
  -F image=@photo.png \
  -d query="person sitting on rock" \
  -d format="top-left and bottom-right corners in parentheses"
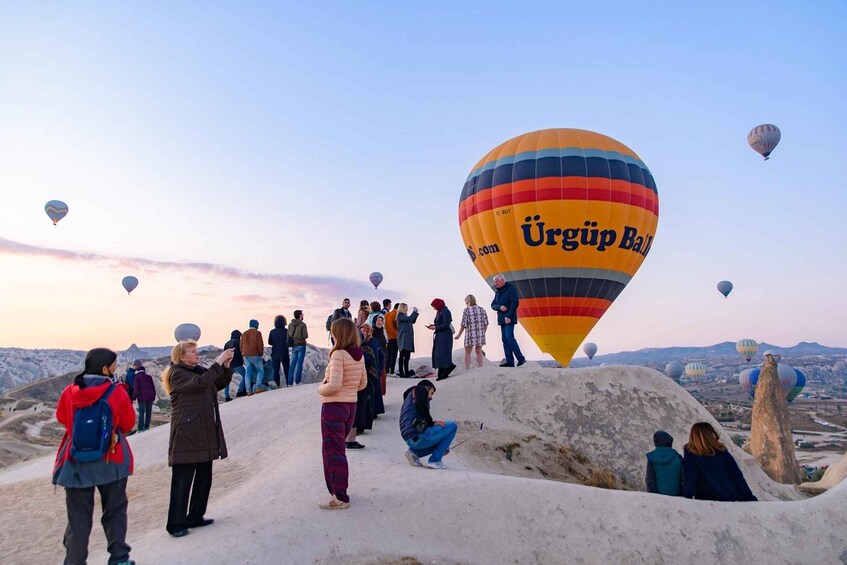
top-left (399, 380), bottom-right (457, 470)
top-left (683, 422), bottom-right (757, 501)
top-left (645, 430), bottom-right (682, 496)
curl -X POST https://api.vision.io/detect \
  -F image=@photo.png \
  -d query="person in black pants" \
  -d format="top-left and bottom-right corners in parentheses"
top-left (268, 314), bottom-right (291, 387)
top-left (53, 348), bottom-right (137, 565)
top-left (162, 341), bottom-right (234, 537)
top-left (396, 303), bottom-right (419, 377)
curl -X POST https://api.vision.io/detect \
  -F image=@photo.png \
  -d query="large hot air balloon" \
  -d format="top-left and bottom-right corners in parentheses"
top-left (787, 369), bottom-right (806, 402)
top-left (748, 124), bottom-right (781, 160)
top-left (458, 129), bottom-right (659, 366)
top-left (369, 272), bottom-right (383, 289)
top-left (45, 200), bottom-right (69, 225)
top-left (685, 362), bottom-right (706, 381)
top-left (717, 280), bottom-right (733, 298)
top-left (121, 276), bottom-right (139, 295)
top-left (736, 338), bottom-right (758, 362)
top-left (739, 364), bottom-right (798, 400)
top-left (583, 342), bottom-right (598, 360)
top-left (174, 323), bottom-right (201, 342)
top-left (665, 361), bottom-right (684, 381)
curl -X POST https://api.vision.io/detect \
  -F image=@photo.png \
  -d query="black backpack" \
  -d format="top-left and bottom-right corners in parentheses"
top-left (70, 383), bottom-right (117, 462)
top-left (326, 314), bottom-right (333, 332)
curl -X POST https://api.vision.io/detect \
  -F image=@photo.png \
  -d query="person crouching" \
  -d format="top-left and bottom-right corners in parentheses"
top-left (399, 380), bottom-right (457, 469)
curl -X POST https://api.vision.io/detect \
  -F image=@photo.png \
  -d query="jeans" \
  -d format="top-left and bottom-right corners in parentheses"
top-left (244, 356), bottom-right (265, 392)
top-left (233, 366), bottom-right (246, 396)
top-left (500, 323), bottom-right (525, 365)
top-left (64, 478), bottom-right (130, 565)
top-left (290, 345), bottom-right (306, 385)
top-left (137, 401), bottom-right (153, 430)
top-left (406, 421), bottom-right (458, 463)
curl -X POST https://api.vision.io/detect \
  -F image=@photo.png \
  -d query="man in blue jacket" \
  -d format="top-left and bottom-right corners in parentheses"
top-left (490, 274), bottom-right (526, 367)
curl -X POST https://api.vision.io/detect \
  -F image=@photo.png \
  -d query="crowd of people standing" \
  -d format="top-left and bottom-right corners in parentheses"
top-left (49, 274), bottom-right (759, 563)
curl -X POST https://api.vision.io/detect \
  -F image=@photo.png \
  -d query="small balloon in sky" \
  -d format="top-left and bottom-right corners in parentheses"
top-left (369, 272), bottom-right (383, 289)
top-left (121, 276), bottom-right (139, 295)
top-left (747, 124), bottom-right (781, 160)
top-left (175, 323), bottom-right (201, 342)
top-left (717, 280), bottom-right (733, 298)
top-left (45, 200), bottom-right (69, 225)
top-left (583, 342), bottom-right (598, 360)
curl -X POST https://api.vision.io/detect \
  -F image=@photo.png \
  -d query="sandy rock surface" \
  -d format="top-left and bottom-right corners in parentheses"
top-left (1, 363), bottom-right (843, 564)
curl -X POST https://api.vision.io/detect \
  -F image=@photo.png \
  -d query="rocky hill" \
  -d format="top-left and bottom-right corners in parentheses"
top-left (0, 361), bottom-right (842, 564)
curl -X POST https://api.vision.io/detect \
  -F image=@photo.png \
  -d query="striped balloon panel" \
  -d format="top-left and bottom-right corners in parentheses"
top-left (459, 129), bottom-right (659, 366)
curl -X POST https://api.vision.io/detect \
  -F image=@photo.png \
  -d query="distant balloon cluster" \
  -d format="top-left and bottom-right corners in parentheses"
top-left (739, 364), bottom-right (805, 402)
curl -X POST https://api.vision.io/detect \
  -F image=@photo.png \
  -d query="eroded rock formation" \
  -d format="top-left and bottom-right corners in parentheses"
top-left (748, 354), bottom-right (801, 484)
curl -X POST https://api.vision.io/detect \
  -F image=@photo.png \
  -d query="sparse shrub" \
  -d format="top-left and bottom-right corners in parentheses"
top-left (731, 434), bottom-right (745, 448)
top-left (573, 448), bottom-right (589, 464)
top-left (523, 434), bottom-right (537, 442)
top-left (586, 469), bottom-right (617, 489)
top-left (497, 442), bottom-right (521, 461)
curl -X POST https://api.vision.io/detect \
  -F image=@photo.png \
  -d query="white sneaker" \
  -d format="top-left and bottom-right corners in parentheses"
top-left (404, 449), bottom-right (422, 467)
top-left (425, 460), bottom-right (447, 470)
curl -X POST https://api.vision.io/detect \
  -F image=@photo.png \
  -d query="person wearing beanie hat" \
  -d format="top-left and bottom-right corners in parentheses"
top-left (646, 430), bottom-right (683, 496)
top-left (240, 319), bottom-right (266, 394)
top-left (225, 330), bottom-right (245, 400)
top-left (123, 359), bottom-right (143, 400)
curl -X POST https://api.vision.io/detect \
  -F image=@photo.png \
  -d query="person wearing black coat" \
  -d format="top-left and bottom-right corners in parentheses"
top-left (490, 274), bottom-right (526, 367)
top-left (268, 315), bottom-right (291, 387)
top-left (426, 298), bottom-right (456, 381)
top-left (225, 330), bottom-right (245, 400)
top-left (682, 422), bottom-right (757, 502)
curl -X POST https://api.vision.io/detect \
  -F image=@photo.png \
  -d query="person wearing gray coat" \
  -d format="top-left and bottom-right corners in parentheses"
top-left (396, 303), bottom-right (419, 377)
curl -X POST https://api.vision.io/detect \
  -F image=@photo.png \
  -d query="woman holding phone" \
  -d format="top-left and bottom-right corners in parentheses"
top-left (162, 341), bottom-right (234, 537)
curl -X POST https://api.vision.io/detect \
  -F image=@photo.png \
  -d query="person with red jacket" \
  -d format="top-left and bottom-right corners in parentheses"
top-left (53, 348), bottom-right (136, 565)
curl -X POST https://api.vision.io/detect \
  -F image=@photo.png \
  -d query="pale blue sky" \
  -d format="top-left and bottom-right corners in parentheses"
top-left (1, 1), bottom-right (845, 356)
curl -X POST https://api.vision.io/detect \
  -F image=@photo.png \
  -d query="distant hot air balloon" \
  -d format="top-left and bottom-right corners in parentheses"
top-left (736, 338), bottom-right (759, 362)
top-left (685, 362), bottom-right (706, 381)
top-left (739, 363), bottom-right (798, 400)
top-left (459, 128), bottom-right (659, 367)
top-left (174, 323), bottom-right (201, 342)
top-left (121, 276), bottom-right (139, 295)
top-left (717, 280), bottom-right (733, 298)
top-left (369, 272), bottom-right (383, 289)
top-left (583, 342), bottom-right (598, 360)
top-left (665, 361), bottom-right (684, 381)
top-left (748, 124), bottom-right (781, 160)
top-left (45, 200), bottom-right (69, 225)
top-left (787, 369), bottom-right (807, 403)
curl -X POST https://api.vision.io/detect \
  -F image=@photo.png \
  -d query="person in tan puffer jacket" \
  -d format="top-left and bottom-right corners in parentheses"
top-left (317, 318), bottom-right (367, 509)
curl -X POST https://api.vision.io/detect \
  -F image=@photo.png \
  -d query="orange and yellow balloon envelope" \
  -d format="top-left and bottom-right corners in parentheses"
top-left (459, 129), bottom-right (659, 366)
